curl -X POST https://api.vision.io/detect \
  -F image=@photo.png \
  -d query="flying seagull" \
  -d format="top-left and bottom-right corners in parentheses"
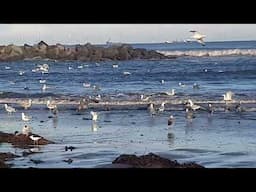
top-left (190, 30), bottom-right (206, 46)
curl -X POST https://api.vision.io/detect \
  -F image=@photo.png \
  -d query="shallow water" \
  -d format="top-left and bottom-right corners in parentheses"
top-left (1, 41), bottom-right (256, 168)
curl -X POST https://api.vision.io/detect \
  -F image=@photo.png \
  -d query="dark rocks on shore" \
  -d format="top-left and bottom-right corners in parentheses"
top-left (0, 41), bottom-right (174, 62)
top-left (0, 131), bottom-right (54, 147)
top-left (112, 153), bottom-right (204, 168)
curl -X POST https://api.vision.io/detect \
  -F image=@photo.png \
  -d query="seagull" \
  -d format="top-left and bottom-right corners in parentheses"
top-left (187, 99), bottom-right (201, 111)
top-left (161, 80), bottom-right (165, 84)
top-left (140, 94), bottom-right (150, 101)
top-left (22, 125), bottom-right (32, 136)
top-left (83, 83), bottom-right (91, 88)
top-left (148, 103), bottom-right (156, 115)
top-left (223, 91), bottom-right (233, 102)
top-left (29, 135), bottom-right (41, 145)
top-left (22, 112), bottom-right (32, 121)
top-left (77, 99), bottom-right (88, 112)
top-left (42, 84), bottom-right (49, 91)
top-left (5, 66), bottom-right (10, 70)
top-left (46, 100), bottom-right (57, 110)
top-left (179, 82), bottom-right (186, 87)
top-left (207, 103), bottom-right (214, 114)
top-left (39, 79), bottom-right (46, 84)
top-left (19, 71), bottom-right (25, 76)
top-left (158, 102), bottom-right (165, 112)
top-left (235, 101), bottom-right (245, 113)
top-left (193, 83), bottom-right (200, 89)
top-left (112, 64), bottom-right (119, 68)
top-left (190, 30), bottom-right (206, 46)
top-left (123, 71), bottom-right (131, 75)
top-left (90, 111), bottom-right (98, 121)
top-left (164, 89), bottom-right (175, 96)
top-left (20, 99), bottom-right (32, 110)
top-left (68, 66), bottom-right (73, 70)
top-left (77, 65), bottom-right (83, 69)
top-left (168, 115), bottom-right (175, 126)
top-left (4, 104), bottom-right (16, 114)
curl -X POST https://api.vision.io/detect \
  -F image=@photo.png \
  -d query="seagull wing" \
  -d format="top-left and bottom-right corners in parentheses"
top-left (197, 39), bottom-right (205, 46)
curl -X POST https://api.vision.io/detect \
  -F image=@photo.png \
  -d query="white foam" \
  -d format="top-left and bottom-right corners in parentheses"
top-left (158, 49), bottom-right (256, 57)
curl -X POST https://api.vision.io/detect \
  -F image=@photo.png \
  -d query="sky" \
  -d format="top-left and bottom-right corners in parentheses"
top-left (0, 24), bottom-right (256, 45)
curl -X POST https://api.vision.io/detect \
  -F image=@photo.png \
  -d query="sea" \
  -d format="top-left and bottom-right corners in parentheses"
top-left (1, 40), bottom-right (256, 168)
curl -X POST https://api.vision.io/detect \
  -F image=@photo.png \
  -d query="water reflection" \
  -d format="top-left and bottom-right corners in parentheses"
top-left (52, 116), bottom-right (58, 128)
top-left (167, 132), bottom-right (175, 147)
top-left (91, 122), bottom-right (99, 132)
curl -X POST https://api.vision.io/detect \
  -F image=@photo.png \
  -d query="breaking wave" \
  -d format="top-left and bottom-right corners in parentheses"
top-left (158, 49), bottom-right (256, 57)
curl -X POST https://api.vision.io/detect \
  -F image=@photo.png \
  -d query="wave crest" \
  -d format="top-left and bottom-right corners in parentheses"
top-left (158, 49), bottom-right (256, 57)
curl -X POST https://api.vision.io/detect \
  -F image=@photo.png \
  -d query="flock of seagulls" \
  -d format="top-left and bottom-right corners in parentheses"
top-left (145, 89), bottom-right (240, 127)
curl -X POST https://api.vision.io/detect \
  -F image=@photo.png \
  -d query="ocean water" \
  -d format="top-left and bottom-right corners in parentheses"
top-left (1, 41), bottom-right (256, 168)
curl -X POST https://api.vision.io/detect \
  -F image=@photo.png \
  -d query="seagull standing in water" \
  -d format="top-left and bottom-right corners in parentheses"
top-left (46, 100), bottom-right (57, 110)
top-left (20, 99), bottom-right (32, 110)
top-left (223, 91), bottom-right (233, 102)
top-left (235, 101), bottom-right (244, 113)
top-left (148, 103), bottom-right (156, 116)
top-left (207, 103), bottom-right (214, 114)
top-left (22, 125), bottom-right (32, 136)
top-left (187, 99), bottom-right (201, 111)
top-left (164, 89), bottom-right (175, 96)
top-left (168, 115), bottom-right (175, 126)
top-left (140, 94), bottom-right (150, 101)
top-left (4, 104), bottom-right (16, 114)
top-left (90, 111), bottom-right (98, 121)
top-left (22, 112), bottom-right (32, 122)
top-left (190, 30), bottom-right (206, 46)
top-left (158, 102), bottom-right (165, 112)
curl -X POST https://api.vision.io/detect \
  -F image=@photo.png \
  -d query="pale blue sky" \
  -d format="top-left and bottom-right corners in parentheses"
top-left (0, 24), bottom-right (256, 45)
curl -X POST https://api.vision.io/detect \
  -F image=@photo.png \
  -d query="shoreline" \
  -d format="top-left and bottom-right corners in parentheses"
top-left (1, 98), bottom-right (256, 111)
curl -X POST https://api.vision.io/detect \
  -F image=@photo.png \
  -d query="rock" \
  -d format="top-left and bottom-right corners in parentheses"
top-left (0, 152), bottom-right (19, 168)
top-left (0, 41), bottom-right (171, 62)
top-left (112, 153), bottom-right (204, 168)
top-left (0, 131), bottom-right (54, 148)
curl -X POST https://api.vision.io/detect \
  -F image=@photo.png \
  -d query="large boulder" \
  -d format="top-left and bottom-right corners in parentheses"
top-left (112, 153), bottom-right (204, 168)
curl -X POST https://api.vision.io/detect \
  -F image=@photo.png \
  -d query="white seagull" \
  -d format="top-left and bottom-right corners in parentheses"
top-left (20, 99), bottom-right (32, 110)
top-left (190, 30), bottom-right (206, 46)
top-left (223, 91), bottom-right (233, 102)
top-left (187, 99), bottom-right (201, 111)
top-left (46, 100), bottom-right (57, 110)
top-left (140, 94), bottom-right (150, 101)
top-left (22, 125), bottom-right (32, 136)
top-left (4, 104), bottom-right (16, 114)
top-left (90, 111), bottom-right (98, 121)
top-left (158, 102), bottom-right (165, 112)
top-left (148, 103), bottom-right (156, 115)
top-left (165, 89), bottom-right (175, 96)
top-left (39, 79), bottom-right (46, 84)
top-left (22, 112), bottom-right (32, 121)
